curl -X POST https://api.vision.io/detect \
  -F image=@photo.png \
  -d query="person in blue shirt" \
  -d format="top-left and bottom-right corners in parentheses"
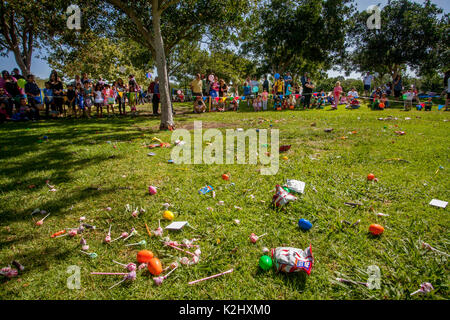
top-left (284, 72), bottom-right (292, 94)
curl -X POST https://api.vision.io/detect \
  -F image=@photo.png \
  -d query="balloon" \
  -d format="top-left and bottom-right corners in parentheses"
top-left (274, 73), bottom-right (280, 80)
top-left (17, 79), bottom-right (26, 88)
top-left (252, 86), bottom-right (259, 93)
top-left (241, 96), bottom-right (245, 100)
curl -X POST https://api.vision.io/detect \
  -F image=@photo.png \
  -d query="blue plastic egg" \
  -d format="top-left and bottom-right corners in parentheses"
top-left (298, 218), bottom-right (312, 230)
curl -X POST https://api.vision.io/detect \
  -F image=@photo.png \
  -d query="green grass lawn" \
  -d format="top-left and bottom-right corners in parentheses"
top-left (0, 102), bottom-right (449, 300)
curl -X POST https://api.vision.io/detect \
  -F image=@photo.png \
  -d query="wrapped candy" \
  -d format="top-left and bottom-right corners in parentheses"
top-left (272, 185), bottom-right (297, 207)
top-left (285, 179), bottom-right (305, 194)
top-left (271, 246), bottom-right (313, 275)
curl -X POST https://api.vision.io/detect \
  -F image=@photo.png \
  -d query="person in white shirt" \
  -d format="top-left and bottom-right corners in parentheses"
top-left (362, 72), bottom-right (374, 97)
top-left (347, 88), bottom-right (359, 99)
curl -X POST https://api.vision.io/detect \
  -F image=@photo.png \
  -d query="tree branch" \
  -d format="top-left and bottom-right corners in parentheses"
top-left (106, 0), bottom-right (155, 50)
top-left (159, 0), bottom-right (179, 12)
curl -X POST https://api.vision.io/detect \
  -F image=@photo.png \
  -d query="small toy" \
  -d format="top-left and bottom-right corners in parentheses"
top-left (411, 282), bottom-right (434, 296)
top-left (153, 264), bottom-right (178, 286)
top-left (110, 232), bottom-right (129, 242)
top-left (125, 240), bottom-right (146, 247)
top-left (272, 185), bottom-right (297, 207)
top-left (148, 186), bottom-right (157, 195)
top-left (369, 224), bottom-right (384, 235)
top-left (80, 250), bottom-right (97, 259)
top-left (199, 185), bottom-right (214, 195)
top-left (250, 232), bottom-right (267, 243)
top-left (153, 220), bottom-right (164, 237)
top-left (137, 250), bottom-right (154, 263)
top-left (104, 225), bottom-right (112, 243)
top-left (163, 210), bottom-right (174, 221)
top-left (123, 228), bottom-right (137, 241)
top-left (298, 219), bottom-right (312, 231)
top-left (271, 246), bottom-right (313, 275)
top-left (259, 255), bottom-right (273, 271)
top-left (35, 212), bottom-right (51, 226)
top-left (188, 268), bottom-right (234, 285)
top-left (112, 260), bottom-right (137, 271)
top-left (147, 257), bottom-right (163, 276)
top-left (80, 238), bottom-right (89, 251)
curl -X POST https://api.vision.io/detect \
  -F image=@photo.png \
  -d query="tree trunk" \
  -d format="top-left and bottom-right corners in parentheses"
top-left (152, 7), bottom-right (174, 131)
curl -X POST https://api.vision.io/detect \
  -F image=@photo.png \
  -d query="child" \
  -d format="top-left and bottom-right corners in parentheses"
top-left (94, 83), bottom-right (104, 117)
top-left (288, 94), bottom-right (296, 109)
top-left (261, 90), bottom-right (269, 111)
top-left (253, 95), bottom-right (262, 111)
top-left (273, 96), bottom-right (282, 110)
top-left (424, 97), bottom-right (432, 111)
top-left (83, 82), bottom-right (93, 117)
top-left (281, 97), bottom-right (288, 110)
top-left (380, 93), bottom-right (389, 109)
top-left (403, 88), bottom-right (414, 111)
top-left (229, 97), bottom-right (239, 111)
top-left (0, 101), bottom-right (9, 123)
top-left (332, 81), bottom-right (342, 110)
top-left (103, 84), bottom-right (115, 116)
top-left (43, 82), bottom-right (54, 119)
top-left (310, 95), bottom-right (318, 108)
top-left (194, 96), bottom-right (206, 113)
top-left (66, 83), bottom-right (76, 118)
top-left (274, 78), bottom-right (284, 96)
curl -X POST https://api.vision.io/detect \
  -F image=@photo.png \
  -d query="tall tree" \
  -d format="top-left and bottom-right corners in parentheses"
top-left (347, 0), bottom-right (448, 80)
top-left (101, 0), bottom-right (248, 130)
top-left (241, 0), bottom-right (355, 76)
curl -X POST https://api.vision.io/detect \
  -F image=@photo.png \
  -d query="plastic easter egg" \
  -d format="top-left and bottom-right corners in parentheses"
top-left (222, 174), bottom-right (230, 181)
top-left (148, 186), bottom-right (157, 195)
top-left (137, 250), bottom-right (154, 263)
top-left (369, 224), bottom-right (384, 236)
top-left (147, 257), bottom-right (163, 275)
top-left (298, 218), bottom-right (312, 231)
top-left (163, 210), bottom-right (174, 220)
top-left (282, 156), bottom-right (288, 160)
top-left (367, 173), bottom-right (375, 181)
top-left (259, 255), bottom-right (273, 271)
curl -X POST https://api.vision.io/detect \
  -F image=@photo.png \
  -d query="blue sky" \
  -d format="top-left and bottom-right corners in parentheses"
top-left (1, 0), bottom-right (448, 80)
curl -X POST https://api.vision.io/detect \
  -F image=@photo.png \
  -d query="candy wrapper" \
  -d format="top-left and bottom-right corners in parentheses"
top-left (272, 185), bottom-right (297, 207)
top-left (199, 185), bottom-right (214, 195)
top-left (271, 246), bottom-right (313, 275)
top-left (285, 179), bottom-right (305, 194)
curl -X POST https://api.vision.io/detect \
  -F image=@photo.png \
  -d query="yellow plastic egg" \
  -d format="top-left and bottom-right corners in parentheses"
top-left (163, 210), bottom-right (174, 220)
top-left (282, 156), bottom-right (288, 160)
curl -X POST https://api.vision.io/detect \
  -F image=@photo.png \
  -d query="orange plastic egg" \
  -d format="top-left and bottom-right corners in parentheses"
top-left (222, 174), bottom-right (230, 181)
top-left (137, 250), bottom-right (154, 263)
top-left (367, 173), bottom-right (375, 181)
top-left (369, 224), bottom-right (384, 235)
top-left (147, 257), bottom-right (163, 275)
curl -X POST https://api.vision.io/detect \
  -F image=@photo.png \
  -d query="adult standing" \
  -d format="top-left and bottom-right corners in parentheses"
top-left (303, 77), bottom-right (315, 109)
top-left (190, 74), bottom-right (203, 98)
top-left (1, 70), bottom-right (20, 115)
top-left (301, 72), bottom-right (308, 88)
top-left (219, 79), bottom-right (228, 97)
top-left (262, 75), bottom-right (270, 93)
top-left (49, 71), bottom-right (64, 116)
top-left (11, 68), bottom-right (25, 80)
top-left (284, 72), bottom-right (293, 94)
top-left (362, 72), bottom-right (374, 97)
top-left (81, 73), bottom-right (90, 85)
top-left (250, 76), bottom-right (260, 97)
top-left (152, 77), bottom-right (160, 115)
top-left (393, 75), bottom-right (402, 98)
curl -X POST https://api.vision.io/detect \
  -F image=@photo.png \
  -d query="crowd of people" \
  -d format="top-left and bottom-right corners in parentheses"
top-left (1, 67), bottom-right (449, 123)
